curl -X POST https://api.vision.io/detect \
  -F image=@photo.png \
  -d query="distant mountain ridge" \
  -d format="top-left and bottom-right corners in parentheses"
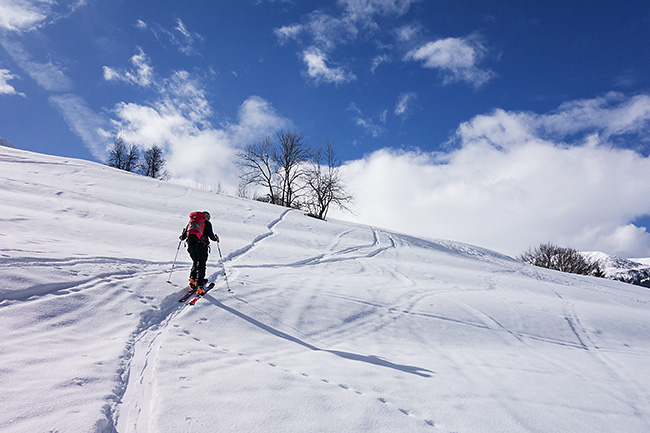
top-left (583, 251), bottom-right (650, 288)
top-left (0, 137), bottom-right (15, 148)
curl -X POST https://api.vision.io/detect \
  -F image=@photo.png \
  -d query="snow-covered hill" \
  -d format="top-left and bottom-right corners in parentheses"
top-left (584, 251), bottom-right (650, 288)
top-left (1, 146), bottom-right (650, 433)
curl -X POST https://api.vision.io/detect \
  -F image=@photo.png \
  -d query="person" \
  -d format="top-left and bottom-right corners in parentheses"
top-left (179, 211), bottom-right (219, 295)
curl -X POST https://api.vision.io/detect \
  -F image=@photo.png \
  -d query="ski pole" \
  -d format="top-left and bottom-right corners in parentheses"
top-left (168, 239), bottom-right (182, 282)
top-left (216, 241), bottom-right (232, 292)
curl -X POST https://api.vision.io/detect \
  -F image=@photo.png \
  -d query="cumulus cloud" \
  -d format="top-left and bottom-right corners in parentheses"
top-left (0, 68), bottom-right (25, 96)
top-left (333, 94), bottom-right (650, 257)
top-left (108, 66), bottom-right (290, 192)
top-left (405, 34), bottom-right (495, 88)
top-left (302, 47), bottom-right (356, 84)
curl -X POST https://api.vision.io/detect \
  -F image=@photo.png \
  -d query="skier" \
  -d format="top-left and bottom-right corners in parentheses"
top-left (179, 211), bottom-right (219, 295)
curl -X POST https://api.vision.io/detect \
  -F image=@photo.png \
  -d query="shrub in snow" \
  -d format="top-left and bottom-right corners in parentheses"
top-left (518, 242), bottom-right (605, 278)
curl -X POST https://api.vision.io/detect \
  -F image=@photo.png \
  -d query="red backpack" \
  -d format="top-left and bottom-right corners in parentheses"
top-left (186, 211), bottom-right (206, 242)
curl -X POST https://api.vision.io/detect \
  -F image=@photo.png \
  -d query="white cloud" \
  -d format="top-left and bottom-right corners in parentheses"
top-left (108, 64), bottom-right (290, 192)
top-left (134, 18), bottom-right (203, 55)
top-left (333, 94), bottom-right (650, 258)
top-left (0, 0), bottom-right (88, 33)
top-left (0, 68), bottom-right (25, 96)
top-left (395, 23), bottom-right (420, 43)
top-left (275, 1), bottom-right (416, 82)
top-left (302, 47), bottom-right (356, 84)
top-left (370, 53), bottom-right (390, 73)
top-left (405, 35), bottom-right (494, 88)
top-left (273, 24), bottom-right (303, 44)
top-left (103, 48), bottom-right (154, 87)
top-left (0, 0), bottom-right (51, 32)
top-left (0, 39), bottom-right (73, 92)
top-left (135, 19), bottom-right (147, 31)
top-left (348, 103), bottom-right (386, 137)
top-left (338, 0), bottom-right (415, 24)
top-left (171, 18), bottom-right (203, 55)
top-left (394, 92), bottom-right (416, 117)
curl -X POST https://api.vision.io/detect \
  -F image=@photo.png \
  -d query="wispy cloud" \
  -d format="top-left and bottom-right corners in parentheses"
top-left (404, 34), bottom-right (495, 88)
top-left (302, 47), bottom-right (356, 84)
top-left (103, 48), bottom-right (154, 87)
top-left (0, 68), bottom-right (25, 97)
top-left (394, 92), bottom-right (416, 118)
top-left (49, 93), bottom-right (110, 159)
top-left (135, 18), bottom-right (204, 55)
top-left (336, 93), bottom-right (650, 257)
top-left (274, 0), bottom-right (416, 83)
top-left (370, 53), bottom-right (390, 73)
top-left (348, 103), bottom-right (386, 137)
top-left (273, 24), bottom-right (303, 45)
top-left (0, 39), bottom-right (73, 92)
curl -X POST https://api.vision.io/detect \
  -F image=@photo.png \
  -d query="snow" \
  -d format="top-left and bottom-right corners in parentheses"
top-left (1, 145), bottom-right (650, 433)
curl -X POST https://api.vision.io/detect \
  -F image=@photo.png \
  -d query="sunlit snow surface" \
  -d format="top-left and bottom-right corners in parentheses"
top-left (1, 146), bottom-right (649, 433)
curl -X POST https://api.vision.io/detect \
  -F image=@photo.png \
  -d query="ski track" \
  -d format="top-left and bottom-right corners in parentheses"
top-left (111, 208), bottom-right (296, 431)
top-left (67, 208), bottom-right (650, 432)
top-left (112, 216), bottom-right (441, 432)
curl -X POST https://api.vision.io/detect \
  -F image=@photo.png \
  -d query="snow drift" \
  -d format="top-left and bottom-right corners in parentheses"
top-left (1, 146), bottom-right (649, 433)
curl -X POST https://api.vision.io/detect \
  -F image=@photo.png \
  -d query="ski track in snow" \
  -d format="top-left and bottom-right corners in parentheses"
top-left (113, 213), bottom-right (441, 432)
top-left (3, 147), bottom-right (650, 433)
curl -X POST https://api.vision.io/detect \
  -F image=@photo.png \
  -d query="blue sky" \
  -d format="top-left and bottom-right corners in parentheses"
top-left (2, 0), bottom-right (650, 258)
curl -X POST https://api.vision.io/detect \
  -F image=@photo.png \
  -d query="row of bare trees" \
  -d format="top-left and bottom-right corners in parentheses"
top-left (106, 137), bottom-right (170, 180)
top-left (106, 130), bottom-right (352, 220)
top-left (237, 130), bottom-right (352, 220)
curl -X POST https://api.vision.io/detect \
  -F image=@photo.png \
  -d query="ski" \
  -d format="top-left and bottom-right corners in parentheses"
top-left (188, 282), bottom-right (215, 305)
top-left (178, 285), bottom-right (197, 303)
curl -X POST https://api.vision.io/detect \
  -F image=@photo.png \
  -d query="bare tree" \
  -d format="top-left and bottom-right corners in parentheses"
top-left (305, 141), bottom-right (353, 220)
top-left (236, 137), bottom-right (279, 204)
top-left (140, 145), bottom-right (170, 180)
top-left (518, 243), bottom-right (605, 277)
top-left (107, 136), bottom-right (139, 172)
top-left (273, 131), bottom-right (310, 208)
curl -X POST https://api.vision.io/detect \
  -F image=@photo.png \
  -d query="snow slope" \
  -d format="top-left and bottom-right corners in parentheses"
top-left (1, 146), bottom-right (650, 433)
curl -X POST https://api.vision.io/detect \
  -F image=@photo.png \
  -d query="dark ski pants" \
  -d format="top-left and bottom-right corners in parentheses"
top-left (187, 241), bottom-right (209, 285)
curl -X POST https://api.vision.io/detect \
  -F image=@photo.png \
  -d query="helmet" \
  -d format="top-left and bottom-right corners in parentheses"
top-left (203, 211), bottom-right (211, 221)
